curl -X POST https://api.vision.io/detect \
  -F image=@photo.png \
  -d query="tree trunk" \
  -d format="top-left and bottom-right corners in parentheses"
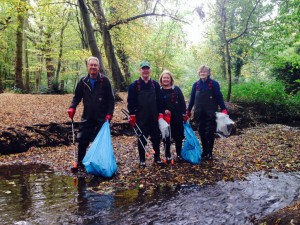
top-left (56, 26), bottom-right (65, 83)
top-left (103, 29), bottom-right (127, 91)
top-left (116, 48), bottom-right (131, 85)
top-left (24, 35), bottom-right (30, 93)
top-left (0, 68), bottom-right (3, 93)
top-left (78, 0), bottom-right (105, 71)
top-left (56, 10), bottom-right (71, 83)
top-left (225, 41), bottom-right (232, 102)
top-left (14, 1), bottom-right (25, 90)
top-left (233, 57), bottom-right (243, 83)
top-left (220, 0), bottom-right (232, 102)
top-left (75, 7), bottom-right (89, 49)
top-left (44, 31), bottom-right (56, 92)
top-left (24, 18), bottom-right (30, 93)
top-left (219, 46), bottom-right (227, 79)
top-left (35, 55), bottom-right (43, 93)
top-left (91, 0), bottom-right (126, 91)
top-left (45, 55), bottom-right (55, 92)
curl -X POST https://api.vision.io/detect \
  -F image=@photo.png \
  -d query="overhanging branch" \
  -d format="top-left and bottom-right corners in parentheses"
top-left (107, 13), bottom-right (188, 30)
top-left (228, 0), bottom-right (261, 44)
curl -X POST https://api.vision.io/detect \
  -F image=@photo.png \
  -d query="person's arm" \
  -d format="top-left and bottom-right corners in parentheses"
top-left (69, 78), bottom-right (84, 109)
top-left (213, 80), bottom-right (226, 110)
top-left (187, 82), bottom-right (197, 112)
top-left (176, 86), bottom-right (186, 115)
top-left (104, 77), bottom-right (115, 116)
top-left (127, 81), bottom-right (138, 115)
top-left (159, 88), bottom-right (167, 112)
top-left (155, 81), bottom-right (164, 114)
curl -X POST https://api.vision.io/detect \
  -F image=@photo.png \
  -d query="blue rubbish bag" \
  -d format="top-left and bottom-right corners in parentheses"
top-left (83, 121), bottom-right (117, 178)
top-left (181, 122), bottom-right (202, 164)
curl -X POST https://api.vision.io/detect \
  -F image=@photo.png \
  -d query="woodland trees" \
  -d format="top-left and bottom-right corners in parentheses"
top-left (0, 0), bottom-right (299, 100)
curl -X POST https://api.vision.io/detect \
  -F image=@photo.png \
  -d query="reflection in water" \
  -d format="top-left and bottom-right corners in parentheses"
top-left (0, 164), bottom-right (299, 225)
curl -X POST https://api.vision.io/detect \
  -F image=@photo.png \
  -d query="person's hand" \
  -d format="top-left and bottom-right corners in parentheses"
top-left (129, 115), bottom-right (136, 127)
top-left (221, 109), bottom-right (228, 115)
top-left (67, 108), bottom-right (76, 119)
top-left (183, 114), bottom-right (189, 123)
top-left (164, 114), bottom-right (171, 124)
top-left (165, 110), bottom-right (171, 116)
top-left (105, 114), bottom-right (112, 121)
top-left (158, 113), bottom-right (164, 121)
top-left (186, 110), bottom-right (191, 118)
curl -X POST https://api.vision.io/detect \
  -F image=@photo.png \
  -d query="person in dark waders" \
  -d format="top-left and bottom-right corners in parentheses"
top-left (67, 56), bottom-right (115, 169)
top-left (127, 61), bottom-right (164, 167)
top-left (159, 70), bottom-right (188, 163)
top-left (186, 65), bottom-right (228, 160)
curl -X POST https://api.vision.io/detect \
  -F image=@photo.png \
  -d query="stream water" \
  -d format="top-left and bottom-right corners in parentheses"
top-left (0, 164), bottom-right (299, 225)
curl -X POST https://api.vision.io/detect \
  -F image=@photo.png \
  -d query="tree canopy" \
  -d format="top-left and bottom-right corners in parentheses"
top-left (0, 0), bottom-right (299, 98)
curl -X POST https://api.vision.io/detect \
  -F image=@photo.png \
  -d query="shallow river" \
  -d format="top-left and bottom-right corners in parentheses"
top-left (0, 164), bottom-right (299, 225)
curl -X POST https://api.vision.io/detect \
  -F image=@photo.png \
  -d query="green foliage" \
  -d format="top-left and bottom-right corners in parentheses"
top-left (5, 86), bottom-right (24, 94)
top-left (270, 45), bottom-right (300, 94)
top-left (2, 80), bottom-right (14, 90)
top-left (229, 79), bottom-right (300, 120)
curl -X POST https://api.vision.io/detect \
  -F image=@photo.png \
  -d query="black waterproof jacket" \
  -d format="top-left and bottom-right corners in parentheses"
top-left (70, 73), bottom-right (115, 126)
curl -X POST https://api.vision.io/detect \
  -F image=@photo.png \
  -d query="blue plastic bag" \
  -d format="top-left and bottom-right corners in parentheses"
top-left (83, 121), bottom-right (117, 178)
top-left (182, 122), bottom-right (202, 164)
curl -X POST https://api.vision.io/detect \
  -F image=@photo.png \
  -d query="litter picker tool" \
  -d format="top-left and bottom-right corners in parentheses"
top-left (70, 118), bottom-right (78, 173)
top-left (159, 114), bottom-right (173, 165)
top-left (121, 109), bottom-right (155, 158)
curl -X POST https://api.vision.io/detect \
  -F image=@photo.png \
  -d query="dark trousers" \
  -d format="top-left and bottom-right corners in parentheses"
top-left (163, 137), bottom-right (183, 158)
top-left (198, 113), bottom-right (217, 156)
top-left (77, 122), bottom-right (103, 164)
top-left (138, 135), bottom-right (160, 162)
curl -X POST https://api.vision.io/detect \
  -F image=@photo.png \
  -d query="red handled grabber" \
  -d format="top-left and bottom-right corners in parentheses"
top-left (70, 118), bottom-right (78, 173)
top-left (121, 109), bottom-right (155, 158)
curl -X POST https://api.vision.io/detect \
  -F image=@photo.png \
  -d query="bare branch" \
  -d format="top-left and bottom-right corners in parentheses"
top-left (228, 0), bottom-right (261, 44)
top-left (107, 12), bottom-right (188, 30)
top-left (153, 0), bottom-right (159, 13)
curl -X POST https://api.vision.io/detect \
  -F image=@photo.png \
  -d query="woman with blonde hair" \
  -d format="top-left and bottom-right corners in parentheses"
top-left (186, 65), bottom-right (228, 160)
top-left (159, 70), bottom-right (187, 163)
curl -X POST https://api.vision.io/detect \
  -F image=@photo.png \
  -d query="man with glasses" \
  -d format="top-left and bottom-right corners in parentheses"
top-left (127, 61), bottom-right (163, 167)
top-left (67, 56), bottom-right (115, 168)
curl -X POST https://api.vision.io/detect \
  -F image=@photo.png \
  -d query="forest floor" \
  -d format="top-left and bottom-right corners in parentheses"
top-left (0, 92), bottom-right (299, 224)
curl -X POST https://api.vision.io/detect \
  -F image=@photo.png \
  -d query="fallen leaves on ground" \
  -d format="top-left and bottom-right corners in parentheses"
top-left (0, 92), bottom-right (299, 192)
top-left (1, 92), bottom-right (300, 223)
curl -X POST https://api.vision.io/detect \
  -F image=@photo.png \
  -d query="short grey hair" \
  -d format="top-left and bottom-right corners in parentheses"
top-left (198, 65), bottom-right (211, 76)
top-left (86, 56), bottom-right (99, 65)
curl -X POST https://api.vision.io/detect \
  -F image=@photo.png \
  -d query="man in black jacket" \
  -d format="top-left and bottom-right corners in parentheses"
top-left (67, 56), bottom-right (115, 168)
top-left (127, 61), bottom-right (163, 167)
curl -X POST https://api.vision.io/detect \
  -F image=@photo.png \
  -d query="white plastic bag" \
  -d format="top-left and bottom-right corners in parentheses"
top-left (216, 112), bottom-right (235, 138)
top-left (158, 118), bottom-right (170, 139)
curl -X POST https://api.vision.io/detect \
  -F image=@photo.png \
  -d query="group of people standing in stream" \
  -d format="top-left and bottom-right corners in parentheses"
top-left (67, 57), bottom-right (228, 169)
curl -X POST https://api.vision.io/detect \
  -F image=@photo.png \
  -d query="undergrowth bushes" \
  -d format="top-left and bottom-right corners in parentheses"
top-left (228, 80), bottom-right (300, 122)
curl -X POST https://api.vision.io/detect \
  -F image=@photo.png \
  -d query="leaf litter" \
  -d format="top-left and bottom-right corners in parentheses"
top-left (0, 92), bottom-right (299, 223)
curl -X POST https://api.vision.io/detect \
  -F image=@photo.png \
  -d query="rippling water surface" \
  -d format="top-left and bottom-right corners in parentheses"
top-left (0, 164), bottom-right (299, 225)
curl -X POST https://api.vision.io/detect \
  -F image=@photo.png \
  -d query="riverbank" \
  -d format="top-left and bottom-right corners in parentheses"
top-left (0, 92), bottom-right (299, 224)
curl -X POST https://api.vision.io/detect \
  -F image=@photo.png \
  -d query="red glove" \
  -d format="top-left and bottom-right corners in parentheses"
top-left (105, 114), bottom-right (112, 121)
top-left (186, 110), bottom-right (191, 117)
top-left (67, 108), bottom-right (76, 119)
top-left (129, 115), bottom-right (136, 127)
top-left (158, 113), bottom-right (164, 120)
top-left (221, 109), bottom-right (228, 115)
top-left (164, 114), bottom-right (171, 124)
top-left (183, 114), bottom-right (189, 122)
